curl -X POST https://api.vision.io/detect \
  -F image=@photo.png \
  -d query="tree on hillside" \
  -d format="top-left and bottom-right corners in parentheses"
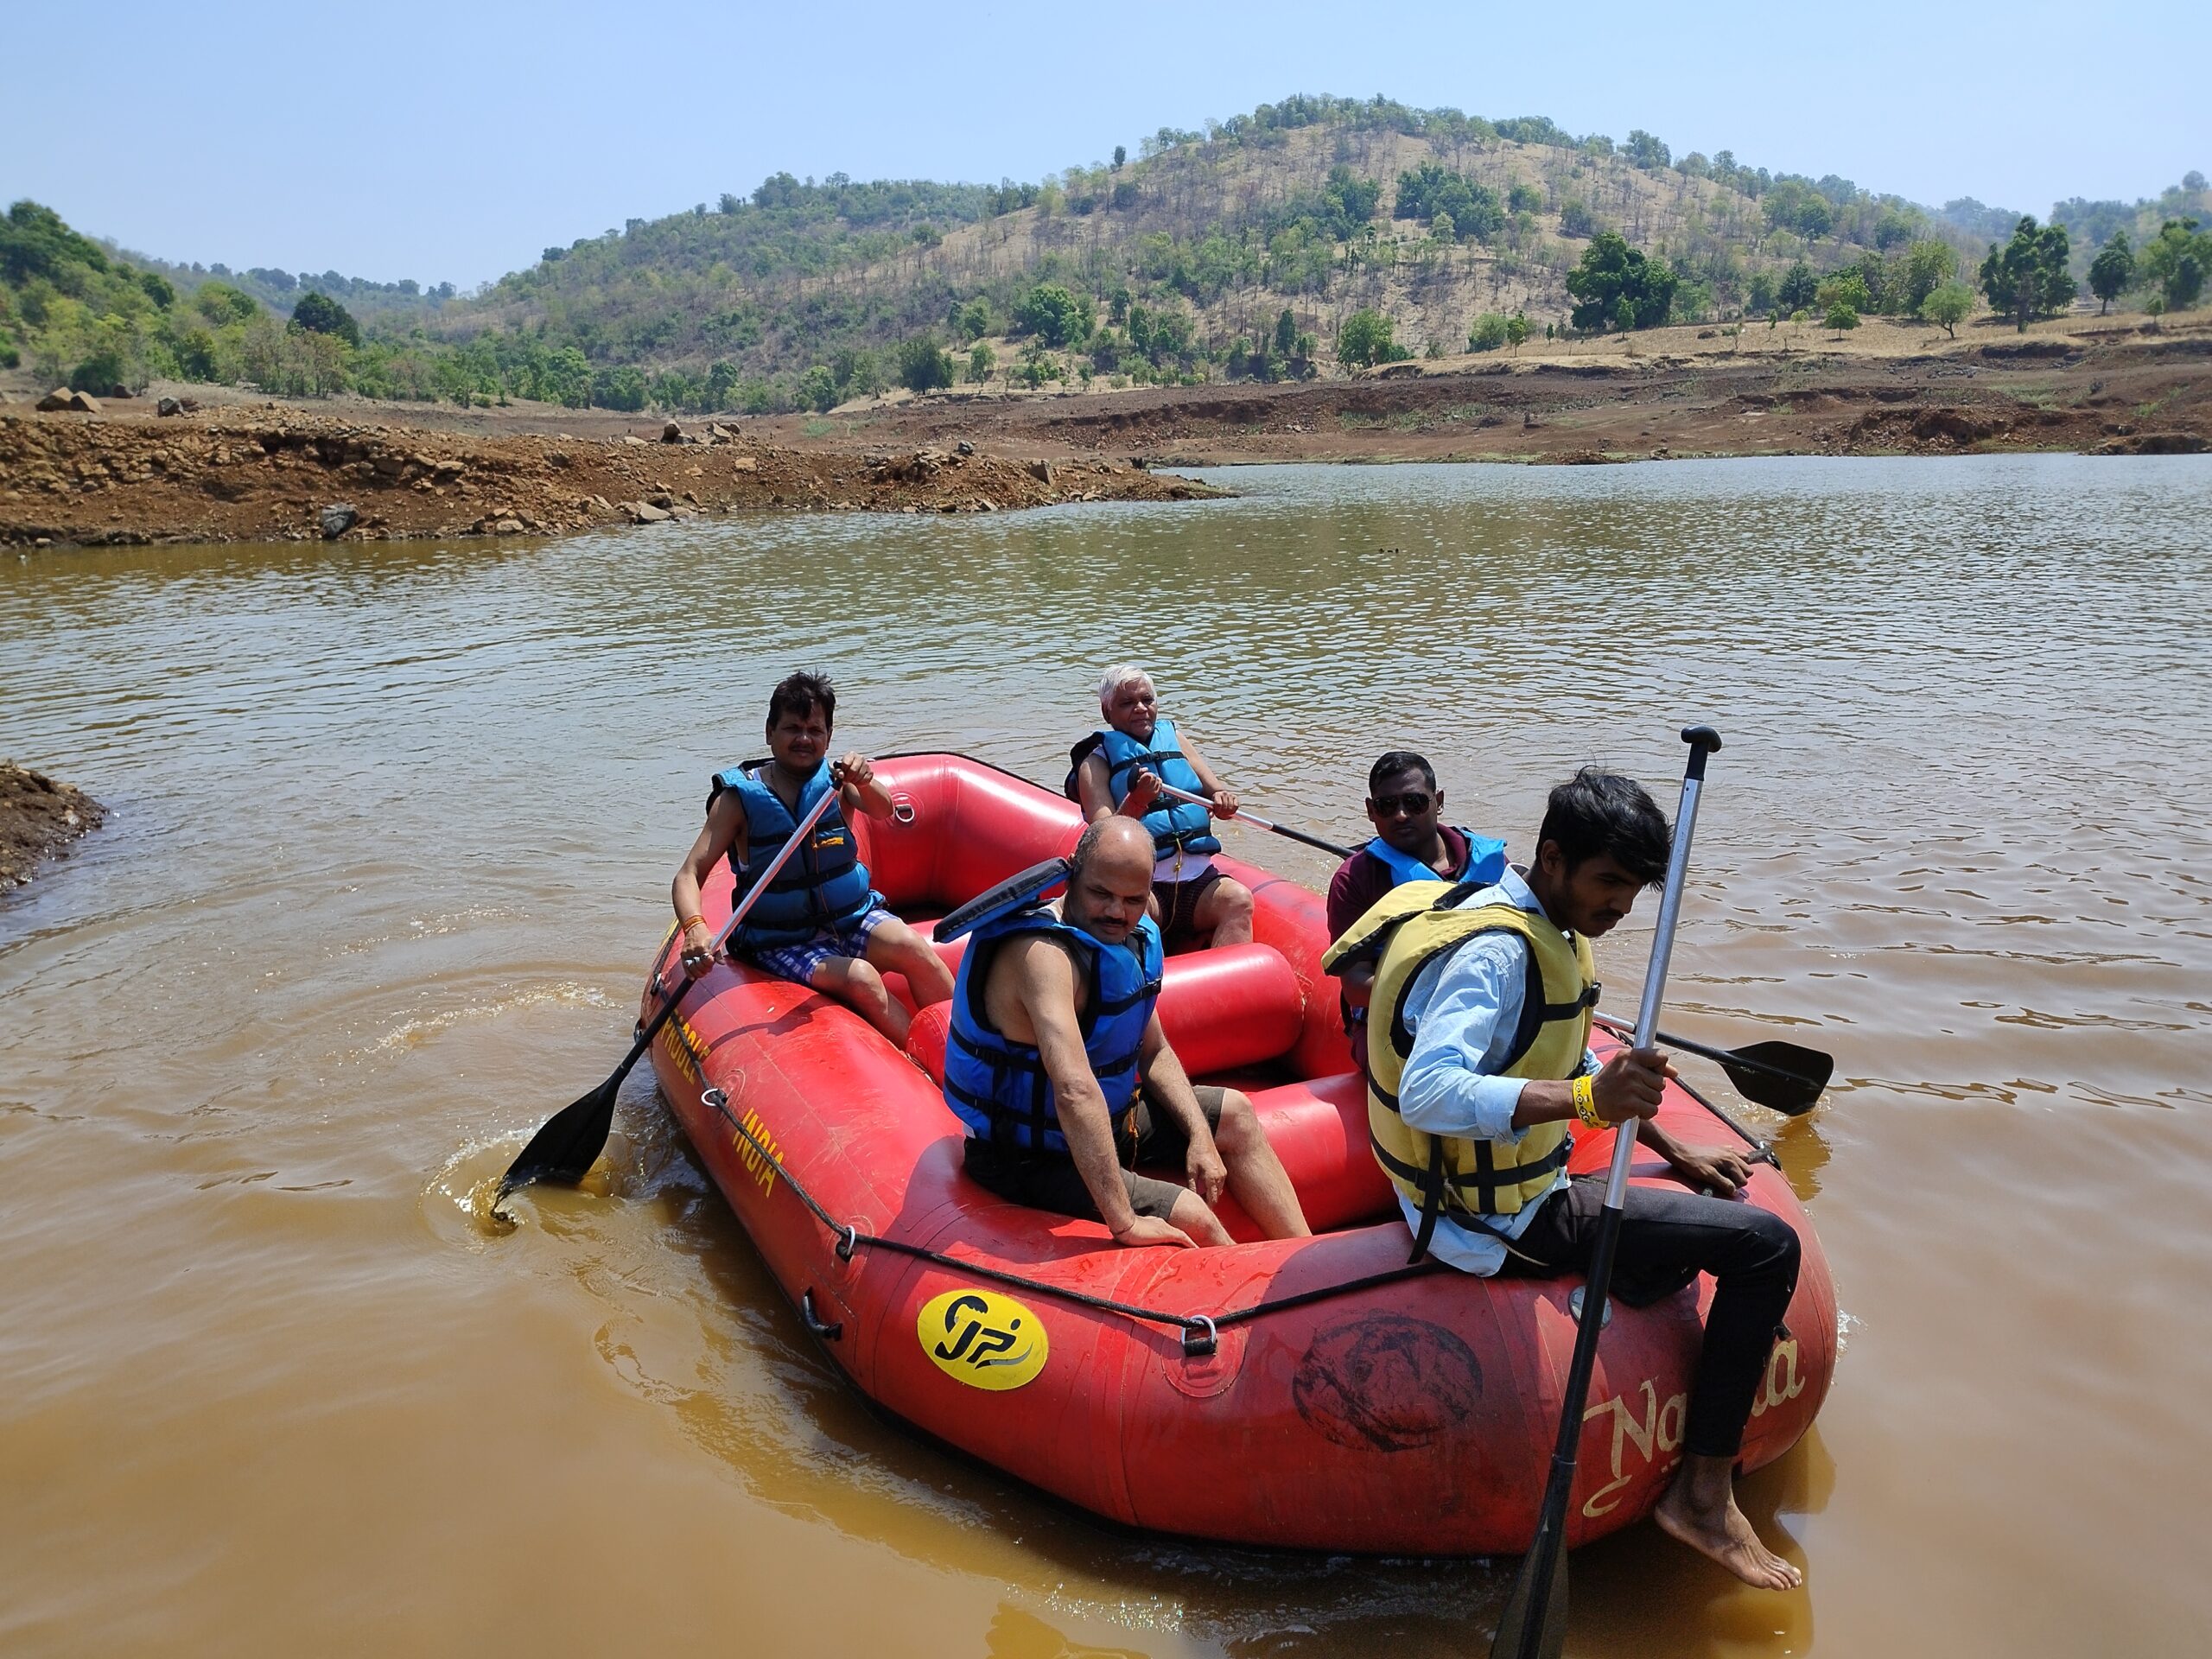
top-left (1507, 181), bottom-right (1541, 215)
top-left (1337, 308), bottom-right (1398, 368)
top-left (1468, 312), bottom-right (1510, 352)
top-left (1923, 281), bottom-right (1974, 338)
top-left (1777, 261), bottom-right (1818, 315)
top-left (1113, 145), bottom-right (1126, 169)
top-left (1394, 164), bottom-right (1502, 242)
top-left (289, 291), bottom-right (360, 347)
top-left (1623, 130), bottom-right (1671, 170)
top-left (1815, 272), bottom-right (1872, 316)
top-left (1978, 217), bottom-right (2075, 331)
top-left (1898, 239), bottom-right (1959, 315)
top-left (1274, 308), bottom-right (1299, 360)
top-left (1564, 232), bottom-right (1677, 333)
top-left (1825, 300), bottom-right (1859, 340)
top-left (896, 334), bottom-right (957, 392)
top-left (1505, 312), bottom-right (1529, 353)
top-left (967, 341), bottom-right (995, 385)
top-left (2137, 219), bottom-right (2209, 311)
top-left (798, 363), bottom-right (839, 412)
top-left (1014, 282), bottom-right (1094, 346)
top-left (2087, 232), bottom-right (2133, 314)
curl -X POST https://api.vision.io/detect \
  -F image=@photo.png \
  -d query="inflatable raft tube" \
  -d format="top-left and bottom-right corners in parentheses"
top-left (644, 753), bottom-right (1834, 1554)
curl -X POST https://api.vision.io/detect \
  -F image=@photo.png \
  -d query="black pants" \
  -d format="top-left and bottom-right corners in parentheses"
top-left (1499, 1176), bottom-right (1802, 1460)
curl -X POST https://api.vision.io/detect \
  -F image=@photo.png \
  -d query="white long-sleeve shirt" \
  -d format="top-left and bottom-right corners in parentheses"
top-left (1393, 867), bottom-right (1597, 1274)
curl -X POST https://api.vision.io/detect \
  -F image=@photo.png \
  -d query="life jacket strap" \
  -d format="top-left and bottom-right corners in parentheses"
top-left (1370, 1128), bottom-right (1573, 1212)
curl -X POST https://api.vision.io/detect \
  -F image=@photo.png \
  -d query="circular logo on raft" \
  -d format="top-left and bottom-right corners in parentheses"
top-left (918, 1288), bottom-right (1049, 1390)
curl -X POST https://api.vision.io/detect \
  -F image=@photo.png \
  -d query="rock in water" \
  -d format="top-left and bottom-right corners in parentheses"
top-left (319, 503), bottom-right (359, 539)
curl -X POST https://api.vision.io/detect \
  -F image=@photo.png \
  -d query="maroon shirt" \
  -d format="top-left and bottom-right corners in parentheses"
top-left (1326, 823), bottom-right (1479, 944)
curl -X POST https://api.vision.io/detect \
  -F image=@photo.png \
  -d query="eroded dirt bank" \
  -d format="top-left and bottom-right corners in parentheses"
top-left (0, 763), bottom-right (105, 889)
top-left (0, 416), bottom-right (1218, 549)
top-left (768, 321), bottom-right (2212, 467)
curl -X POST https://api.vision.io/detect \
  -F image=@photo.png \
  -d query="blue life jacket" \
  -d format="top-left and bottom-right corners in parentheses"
top-left (942, 905), bottom-right (1165, 1154)
top-left (710, 759), bottom-right (877, 951)
top-left (1364, 828), bottom-right (1509, 890)
top-left (1096, 718), bottom-right (1222, 860)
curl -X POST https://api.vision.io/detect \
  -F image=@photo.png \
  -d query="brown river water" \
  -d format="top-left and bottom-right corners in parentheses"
top-left (4, 455), bottom-right (2209, 1656)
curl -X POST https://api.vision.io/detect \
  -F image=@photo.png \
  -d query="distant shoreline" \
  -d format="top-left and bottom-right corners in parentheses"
top-left (3, 312), bottom-right (2202, 550)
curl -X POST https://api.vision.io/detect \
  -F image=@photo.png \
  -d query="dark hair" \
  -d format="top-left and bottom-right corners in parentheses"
top-left (1369, 750), bottom-right (1437, 795)
top-left (766, 670), bottom-right (836, 733)
top-left (1537, 766), bottom-right (1671, 886)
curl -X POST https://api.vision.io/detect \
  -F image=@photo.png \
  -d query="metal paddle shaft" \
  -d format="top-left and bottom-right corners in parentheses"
top-left (1149, 779), bottom-right (1357, 861)
top-left (495, 773), bottom-right (846, 1199)
top-left (1493, 725), bottom-right (1722, 1659)
top-left (1591, 1013), bottom-right (1832, 1116)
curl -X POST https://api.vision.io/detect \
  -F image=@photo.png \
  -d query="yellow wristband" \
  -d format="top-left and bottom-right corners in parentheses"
top-left (680, 916), bottom-right (706, 936)
top-left (1572, 1073), bottom-right (1602, 1128)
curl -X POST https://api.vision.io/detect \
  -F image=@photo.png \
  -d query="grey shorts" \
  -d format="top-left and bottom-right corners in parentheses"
top-left (963, 1086), bottom-right (1228, 1223)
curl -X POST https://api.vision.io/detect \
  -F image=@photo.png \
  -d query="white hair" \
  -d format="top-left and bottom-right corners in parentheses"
top-left (1096, 664), bottom-right (1152, 715)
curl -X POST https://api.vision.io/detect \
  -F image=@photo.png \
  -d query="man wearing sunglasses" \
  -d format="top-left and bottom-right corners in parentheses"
top-left (1325, 751), bottom-right (1508, 1065)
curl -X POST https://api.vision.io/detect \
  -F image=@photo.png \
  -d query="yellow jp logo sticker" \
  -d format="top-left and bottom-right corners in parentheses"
top-left (918, 1288), bottom-right (1048, 1390)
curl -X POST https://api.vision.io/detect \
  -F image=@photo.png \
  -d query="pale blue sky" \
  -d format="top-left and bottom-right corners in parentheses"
top-left (11, 0), bottom-right (2206, 289)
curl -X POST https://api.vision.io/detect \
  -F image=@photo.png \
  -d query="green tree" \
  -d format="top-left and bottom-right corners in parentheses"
top-left (1112, 145), bottom-right (1127, 169)
top-left (1507, 181), bottom-right (1541, 214)
top-left (289, 290), bottom-right (360, 347)
top-left (967, 340), bottom-right (995, 385)
top-left (895, 334), bottom-right (956, 392)
top-left (1922, 281), bottom-right (1974, 338)
top-left (1273, 308), bottom-right (1299, 359)
top-left (1978, 216), bottom-right (2075, 331)
top-left (955, 297), bottom-right (992, 341)
top-left (1777, 261), bottom-right (1818, 314)
top-left (137, 270), bottom-right (175, 309)
top-left (1467, 312), bottom-right (1510, 352)
top-left (1505, 312), bottom-right (1529, 353)
top-left (1564, 232), bottom-right (1678, 333)
top-left (1898, 239), bottom-right (1959, 315)
top-left (1815, 272), bottom-right (1872, 315)
top-left (1336, 307), bottom-right (1397, 367)
top-left (797, 363), bottom-right (838, 411)
top-left (2137, 219), bottom-right (2209, 310)
top-left (194, 282), bottom-right (259, 326)
top-left (2087, 232), bottom-right (2133, 314)
top-left (1014, 282), bottom-right (1093, 346)
top-left (1825, 301), bottom-right (1859, 340)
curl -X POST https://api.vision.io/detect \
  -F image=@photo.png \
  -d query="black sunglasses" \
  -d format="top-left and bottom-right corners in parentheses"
top-left (1369, 791), bottom-right (1433, 817)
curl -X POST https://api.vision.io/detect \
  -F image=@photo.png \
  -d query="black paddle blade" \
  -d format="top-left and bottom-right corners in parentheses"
top-left (937, 857), bottom-right (1071, 942)
top-left (1719, 1041), bottom-right (1832, 1116)
top-left (496, 1075), bottom-right (620, 1199)
top-left (1489, 1520), bottom-right (1569, 1659)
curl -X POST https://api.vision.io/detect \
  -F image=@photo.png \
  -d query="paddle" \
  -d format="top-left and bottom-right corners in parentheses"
top-left (1591, 1013), bottom-right (1831, 1116)
top-left (1147, 778), bottom-right (1357, 861)
top-left (494, 772), bottom-right (846, 1202)
top-left (1491, 724), bottom-right (1722, 1659)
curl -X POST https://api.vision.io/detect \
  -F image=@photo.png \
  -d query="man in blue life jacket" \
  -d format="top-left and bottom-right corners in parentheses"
top-left (945, 815), bottom-right (1310, 1249)
top-left (672, 671), bottom-right (952, 1046)
top-left (1072, 664), bottom-right (1255, 952)
top-left (1325, 750), bottom-right (1510, 1067)
top-left (1321, 768), bottom-right (1803, 1591)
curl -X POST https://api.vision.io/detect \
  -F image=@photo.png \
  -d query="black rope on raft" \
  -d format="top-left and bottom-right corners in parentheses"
top-left (700, 1088), bottom-right (1444, 1357)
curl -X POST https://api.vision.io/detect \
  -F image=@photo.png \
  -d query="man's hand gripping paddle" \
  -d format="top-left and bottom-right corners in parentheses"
top-left (1489, 725), bottom-right (1722, 1659)
top-left (494, 772), bottom-right (846, 1204)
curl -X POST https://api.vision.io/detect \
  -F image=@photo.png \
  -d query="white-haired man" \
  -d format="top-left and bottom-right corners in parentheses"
top-left (1072, 665), bottom-right (1255, 950)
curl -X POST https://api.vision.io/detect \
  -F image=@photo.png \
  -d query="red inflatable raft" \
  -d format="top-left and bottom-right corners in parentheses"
top-left (645, 753), bottom-right (1834, 1554)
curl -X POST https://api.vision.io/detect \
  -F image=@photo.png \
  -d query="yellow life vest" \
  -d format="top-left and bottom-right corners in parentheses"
top-left (1322, 880), bottom-right (1599, 1258)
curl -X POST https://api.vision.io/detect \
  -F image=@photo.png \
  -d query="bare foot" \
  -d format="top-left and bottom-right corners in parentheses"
top-left (1653, 1473), bottom-right (1803, 1591)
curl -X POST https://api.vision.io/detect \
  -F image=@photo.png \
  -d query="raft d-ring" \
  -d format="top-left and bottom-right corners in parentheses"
top-left (1568, 1286), bottom-right (1612, 1328)
top-left (1180, 1316), bottom-right (1219, 1358)
top-left (891, 797), bottom-right (917, 824)
top-left (800, 1289), bottom-right (843, 1341)
top-left (702, 1087), bottom-right (728, 1114)
top-left (835, 1224), bottom-right (859, 1262)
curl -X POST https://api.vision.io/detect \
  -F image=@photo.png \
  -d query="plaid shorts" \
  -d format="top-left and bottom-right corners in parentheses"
top-left (745, 899), bottom-right (892, 984)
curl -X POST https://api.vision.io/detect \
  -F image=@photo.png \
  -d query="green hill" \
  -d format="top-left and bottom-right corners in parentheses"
top-left (8, 96), bottom-right (2206, 412)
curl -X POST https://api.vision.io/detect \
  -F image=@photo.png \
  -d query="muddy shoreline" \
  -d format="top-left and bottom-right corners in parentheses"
top-left (0, 764), bottom-right (104, 889)
top-left (0, 416), bottom-right (1219, 550)
top-left (3, 316), bottom-right (2203, 550)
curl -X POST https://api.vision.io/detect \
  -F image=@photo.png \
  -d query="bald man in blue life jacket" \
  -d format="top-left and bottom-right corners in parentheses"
top-left (1322, 767), bottom-right (1803, 1592)
top-left (944, 815), bottom-right (1309, 1249)
top-left (672, 670), bottom-right (952, 1046)
top-left (1073, 665), bottom-right (1255, 952)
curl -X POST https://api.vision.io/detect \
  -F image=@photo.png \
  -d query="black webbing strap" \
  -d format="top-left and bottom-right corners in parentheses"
top-left (701, 1088), bottom-right (1444, 1357)
top-left (1371, 1128), bottom-right (1573, 1212)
